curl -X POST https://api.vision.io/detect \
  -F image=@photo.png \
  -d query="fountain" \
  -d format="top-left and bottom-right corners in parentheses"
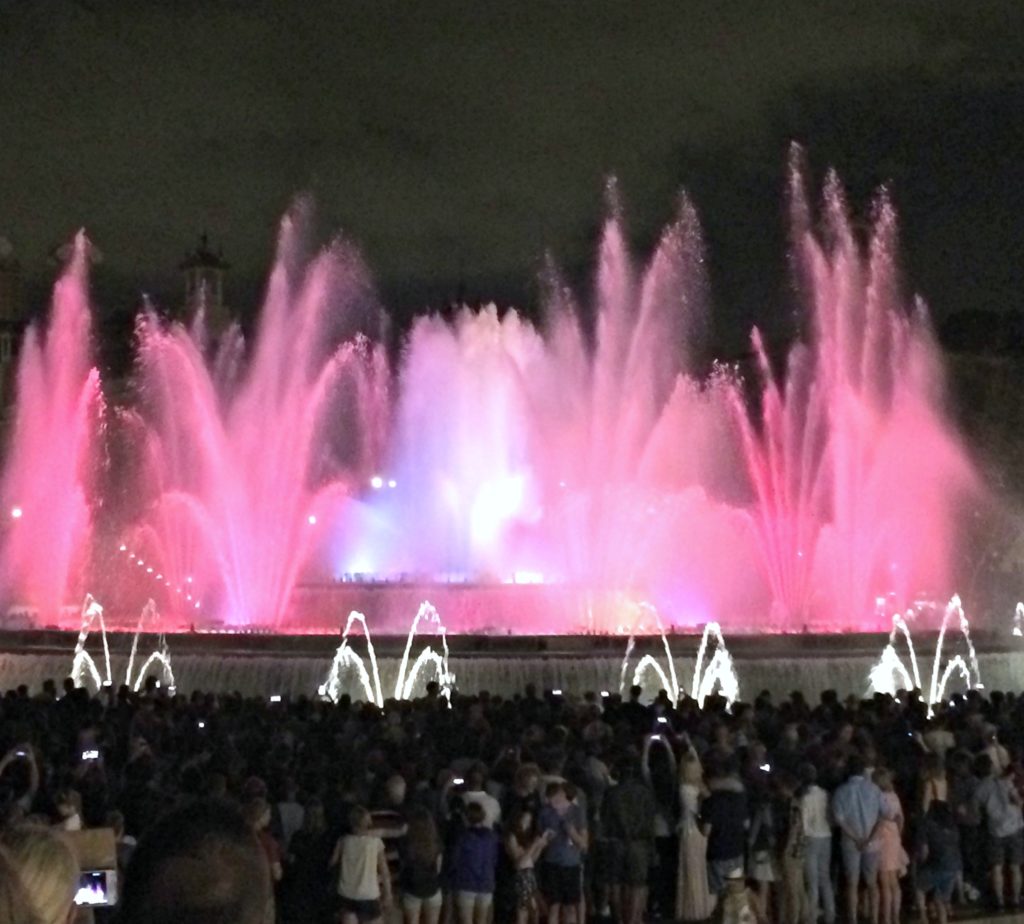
top-left (0, 154), bottom-right (981, 637)
top-left (730, 153), bottom-right (978, 628)
top-left (619, 602), bottom-right (739, 709)
top-left (319, 601), bottom-right (454, 705)
top-left (125, 203), bottom-right (389, 628)
top-left (70, 595), bottom-right (112, 691)
top-left (69, 595), bottom-right (174, 694)
top-left (868, 594), bottom-right (982, 715)
top-left (0, 235), bottom-right (102, 622)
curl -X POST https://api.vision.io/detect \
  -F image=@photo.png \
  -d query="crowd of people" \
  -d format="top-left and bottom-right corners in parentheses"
top-left (2, 674), bottom-right (1024, 924)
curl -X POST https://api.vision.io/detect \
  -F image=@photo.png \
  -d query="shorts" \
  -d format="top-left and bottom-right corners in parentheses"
top-left (916, 868), bottom-right (957, 901)
top-left (749, 849), bottom-right (777, 883)
top-left (337, 895), bottom-right (382, 922)
top-left (455, 892), bottom-right (493, 914)
top-left (840, 836), bottom-right (879, 884)
top-left (606, 839), bottom-right (653, 886)
top-left (707, 857), bottom-right (743, 895)
top-left (402, 891), bottom-right (442, 913)
top-left (540, 863), bottom-right (582, 906)
top-left (514, 869), bottom-right (538, 909)
top-left (987, 830), bottom-right (1024, 867)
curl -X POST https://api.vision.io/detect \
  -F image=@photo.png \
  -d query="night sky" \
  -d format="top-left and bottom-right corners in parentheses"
top-left (1, 1), bottom-right (1022, 354)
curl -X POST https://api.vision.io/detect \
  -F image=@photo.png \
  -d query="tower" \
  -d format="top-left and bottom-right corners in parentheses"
top-left (179, 233), bottom-right (231, 334)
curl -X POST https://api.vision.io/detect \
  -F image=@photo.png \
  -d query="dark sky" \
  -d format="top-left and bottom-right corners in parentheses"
top-left (1, 0), bottom-right (1022, 353)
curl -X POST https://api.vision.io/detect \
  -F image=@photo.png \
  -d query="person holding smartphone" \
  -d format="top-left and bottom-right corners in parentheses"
top-left (538, 782), bottom-right (588, 924)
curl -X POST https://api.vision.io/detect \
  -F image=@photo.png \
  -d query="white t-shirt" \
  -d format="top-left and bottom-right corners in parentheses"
top-left (801, 785), bottom-right (832, 839)
top-left (338, 834), bottom-right (385, 899)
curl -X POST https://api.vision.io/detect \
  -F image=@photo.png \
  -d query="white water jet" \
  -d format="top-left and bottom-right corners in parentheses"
top-left (319, 601), bottom-right (454, 705)
top-left (394, 601), bottom-right (455, 702)
top-left (868, 610), bottom-right (922, 697)
top-left (868, 594), bottom-right (981, 715)
top-left (692, 621), bottom-right (739, 709)
top-left (69, 595), bottom-right (175, 694)
top-left (319, 610), bottom-right (384, 706)
top-left (619, 603), bottom-right (738, 709)
top-left (70, 595), bottom-right (111, 692)
top-left (125, 600), bottom-right (175, 693)
top-left (1014, 602), bottom-right (1023, 638)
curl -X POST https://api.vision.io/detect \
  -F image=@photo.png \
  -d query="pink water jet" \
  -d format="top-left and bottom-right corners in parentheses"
top-left (0, 158), bottom-right (981, 634)
top-left (732, 155), bottom-right (979, 628)
top-left (0, 234), bottom-right (102, 621)
top-left (126, 206), bottom-right (388, 627)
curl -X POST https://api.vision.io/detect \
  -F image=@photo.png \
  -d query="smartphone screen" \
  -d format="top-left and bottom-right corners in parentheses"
top-left (75, 870), bottom-right (118, 907)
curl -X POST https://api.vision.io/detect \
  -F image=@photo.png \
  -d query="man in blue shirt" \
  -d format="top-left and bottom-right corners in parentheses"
top-left (539, 782), bottom-right (588, 924)
top-left (831, 754), bottom-right (886, 924)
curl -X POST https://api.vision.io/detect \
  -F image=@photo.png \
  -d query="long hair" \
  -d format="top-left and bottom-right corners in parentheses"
top-left (405, 805), bottom-right (441, 867)
top-left (0, 825), bottom-right (78, 924)
top-left (0, 845), bottom-right (41, 924)
top-left (508, 807), bottom-right (537, 848)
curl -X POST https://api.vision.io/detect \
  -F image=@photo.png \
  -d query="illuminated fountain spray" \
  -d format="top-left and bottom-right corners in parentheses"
top-left (124, 599), bottom-right (175, 693)
top-left (868, 610), bottom-right (922, 696)
top-left (394, 602), bottom-right (455, 701)
top-left (868, 594), bottom-right (981, 715)
top-left (319, 601), bottom-right (454, 705)
top-left (70, 595), bottom-right (112, 691)
top-left (1013, 602), bottom-right (1023, 638)
top-left (619, 603), bottom-right (738, 708)
top-left (319, 610), bottom-right (384, 706)
top-left (0, 235), bottom-right (102, 623)
top-left (129, 204), bottom-right (388, 628)
top-left (70, 595), bottom-right (174, 694)
top-left (692, 621), bottom-right (739, 709)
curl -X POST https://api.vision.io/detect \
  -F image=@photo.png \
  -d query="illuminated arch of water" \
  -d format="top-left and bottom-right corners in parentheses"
top-left (69, 595), bottom-right (175, 694)
top-left (868, 594), bottom-right (981, 716)
top-left (618, 602), bottom-right (738, 709)
top-left (319, 601), bottom-right (455, 706)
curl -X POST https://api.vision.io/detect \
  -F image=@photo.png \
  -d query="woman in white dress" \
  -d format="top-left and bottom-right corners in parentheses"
top-left (675, 747), bottom-right (716, 921)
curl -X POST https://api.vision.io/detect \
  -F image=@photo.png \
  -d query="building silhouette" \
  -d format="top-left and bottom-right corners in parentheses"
top-left (179, 233), bottom-right (230, 334)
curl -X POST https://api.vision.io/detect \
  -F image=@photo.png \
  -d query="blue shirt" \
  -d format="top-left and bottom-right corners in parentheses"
top-left (451, 826), bottom-right (499, 893)
top-left (831, 775), bottom-right (885, 842)
top-left (539, 803), bottom-right (587, 867)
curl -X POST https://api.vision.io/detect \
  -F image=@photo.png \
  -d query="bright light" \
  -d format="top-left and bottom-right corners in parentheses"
top-left (370, 475), bottom-right (384, 490)
top-left (186, 576), bottom-right (193, 583)
top-left (146, 567), bottom-right (153, 574)
top-left (513, 570), bottom-right (544, 585)
top-left (119, 544), bottom-right (127, 552)
top-left (9, 506), bottom-right (21, 519)
top-left (387, 479), bottom-right (397, 489)
top-left (307, 514), bottom-right (317, 525)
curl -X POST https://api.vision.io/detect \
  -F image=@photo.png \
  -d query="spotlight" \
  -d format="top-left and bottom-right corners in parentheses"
top-left (370, 475), bottom-right (384, 490)
top-left (9, 506), bottom-right (21, 519)
top-left (387, 479), bottom-right (397, 489)
top-left (307, 514), bottom-right (317, 525)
